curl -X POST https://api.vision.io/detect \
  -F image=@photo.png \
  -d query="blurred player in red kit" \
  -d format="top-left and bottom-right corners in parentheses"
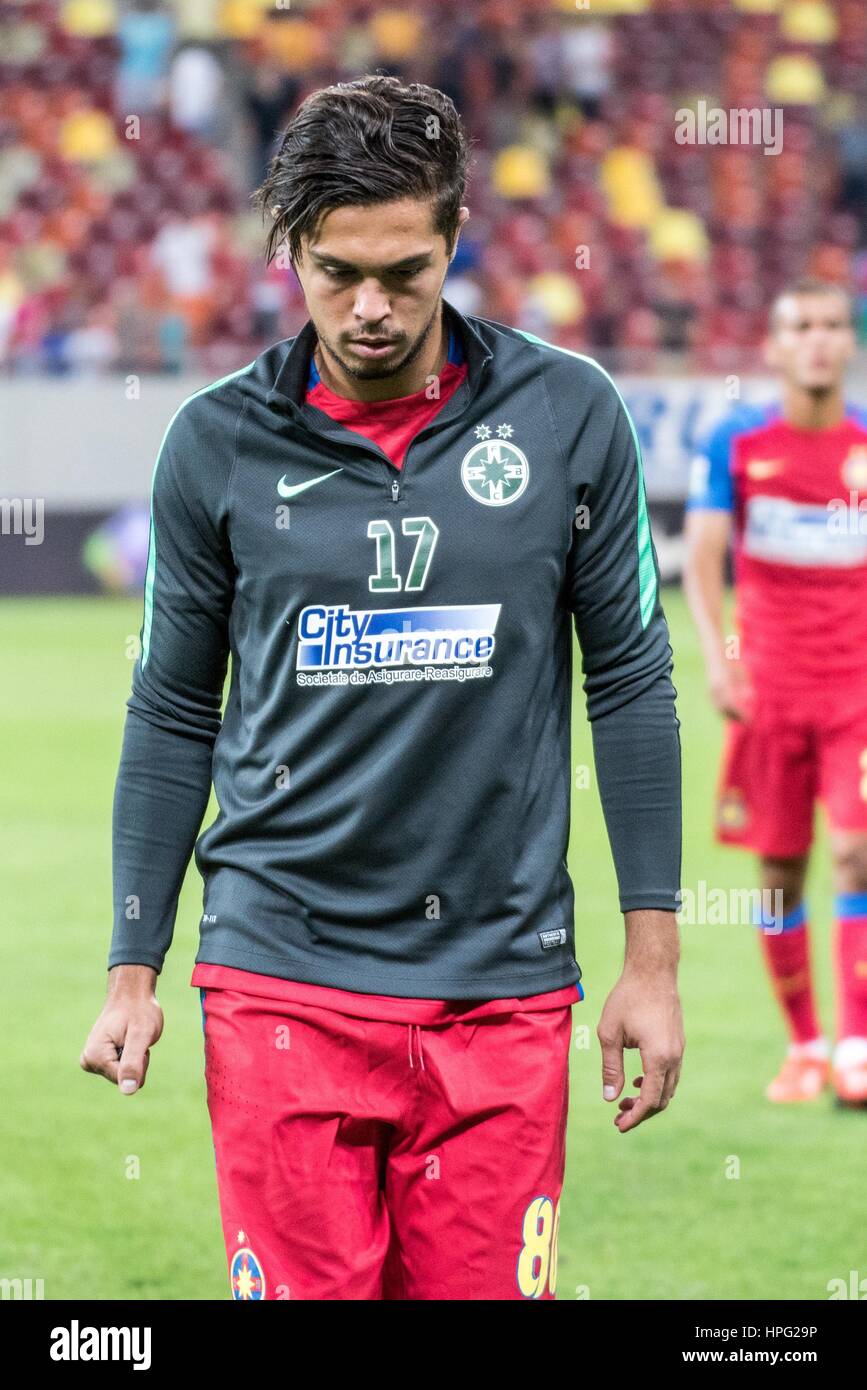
top-left (685, 281), bottom-right (867, 1105)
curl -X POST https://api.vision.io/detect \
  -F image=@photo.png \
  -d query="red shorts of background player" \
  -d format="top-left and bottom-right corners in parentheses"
top-left (196, 966), bottom-right (578, 1301)
top-left (715, 690), bottom-right (867, 859)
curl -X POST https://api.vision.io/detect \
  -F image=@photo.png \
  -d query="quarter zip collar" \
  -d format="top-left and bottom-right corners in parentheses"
top-left (265, 298), bottom-right (493, 444)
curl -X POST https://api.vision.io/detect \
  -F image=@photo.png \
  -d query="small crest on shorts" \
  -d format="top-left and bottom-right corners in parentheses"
top-left (717, 788), bottom-right (747, 831)
top-left (231, 1245), bottom-right (266, 1301)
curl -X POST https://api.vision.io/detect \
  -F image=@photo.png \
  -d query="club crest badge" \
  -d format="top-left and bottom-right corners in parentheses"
top-left (230, 1245), bottom-right (266, 1300)
top-left (717, 789), bottom-right (747, 832)
top-left (461, 423), bottom-right (529, 507)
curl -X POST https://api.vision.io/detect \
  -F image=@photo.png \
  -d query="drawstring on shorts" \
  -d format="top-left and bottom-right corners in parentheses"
top-left (407, 1023), bottom-right (426, 1071)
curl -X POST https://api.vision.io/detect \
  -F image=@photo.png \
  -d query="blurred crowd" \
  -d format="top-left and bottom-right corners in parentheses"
top-left (1, 0), bottom-right (867, 375)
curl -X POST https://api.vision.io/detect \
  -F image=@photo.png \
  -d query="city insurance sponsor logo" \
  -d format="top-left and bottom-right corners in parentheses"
top-left (296, 603), bottom-right (501, 673)
top-left (49, 1320), bottom-right (152, 1371)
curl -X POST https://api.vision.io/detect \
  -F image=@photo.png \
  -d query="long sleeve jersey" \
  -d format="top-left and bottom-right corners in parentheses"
top-left (109, 298), bottom-right (681, 1000)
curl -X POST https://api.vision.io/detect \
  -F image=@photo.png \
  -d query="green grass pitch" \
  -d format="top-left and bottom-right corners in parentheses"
top-left (0, 590), bottom-right (861, 1300)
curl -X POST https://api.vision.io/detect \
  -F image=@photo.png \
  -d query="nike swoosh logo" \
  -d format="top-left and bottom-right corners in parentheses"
top-left (277, 467), bottom-right (343, 499)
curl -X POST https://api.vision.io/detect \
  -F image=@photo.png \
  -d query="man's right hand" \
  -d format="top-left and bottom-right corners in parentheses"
top-left (80, 964), bottom-right (163, 1094)
top-left (707, 653), bottom-right (753, 722)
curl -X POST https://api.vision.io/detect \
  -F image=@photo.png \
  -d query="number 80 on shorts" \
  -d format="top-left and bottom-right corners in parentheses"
top-left (516, 1195), bottom-right (561, 1299)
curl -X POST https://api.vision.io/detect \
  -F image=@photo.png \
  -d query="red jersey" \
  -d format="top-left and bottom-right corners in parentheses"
top-left (689, 404), bottom-right (867, 708)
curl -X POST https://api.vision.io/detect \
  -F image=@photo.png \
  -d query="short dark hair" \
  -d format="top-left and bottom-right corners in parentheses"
top-left (770, 278), bottom-right (855, 329)
top-left (254, 74), bottom-right (471, 266)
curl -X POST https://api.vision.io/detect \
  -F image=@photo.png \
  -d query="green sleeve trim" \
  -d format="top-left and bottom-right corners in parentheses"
top-left (141, 362), bottom-right (255, 669)
top-left (514, 329), bottom-right (658, 629)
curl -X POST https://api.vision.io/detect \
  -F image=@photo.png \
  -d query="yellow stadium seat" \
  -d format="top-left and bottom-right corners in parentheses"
top-left (60, 0), bottom-right (117, 38)
top-left (263, 17), bottom-right (326, 71)
top-left (649, 209), bottom-right (709, 263)
top-left (732, 0), bottom-right (781, 13)
top-left (601, 147), bottom-right (663, 230)
top-left (781, 0), bottom-right (837, 44)
top-left (218, 0), bottom-right (268, 40)
top-left (492, 146), bottom-right (550, 200)
top-left (528, 273), bottom-right (584, 327)
top-left (370, 10), bottom-right (424, 61)
top-left (765, 54), bottom-right (826, 104)
top-left (58, 110), bottom-right (117, 164)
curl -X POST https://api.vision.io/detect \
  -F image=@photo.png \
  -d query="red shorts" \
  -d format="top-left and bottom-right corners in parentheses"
top-left (716, 692), bottom-right (867, 858)
top-left (199, 979), bottom-right (574, 1300)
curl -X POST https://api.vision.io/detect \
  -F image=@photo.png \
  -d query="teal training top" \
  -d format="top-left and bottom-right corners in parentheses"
top-left (108, 299), bottom-right (681, 999)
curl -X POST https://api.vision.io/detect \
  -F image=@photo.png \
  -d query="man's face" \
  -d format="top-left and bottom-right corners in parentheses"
top-left (293, 197), bottom-right (466, 381)
top-left (765, 291), bottom-right (855, 392)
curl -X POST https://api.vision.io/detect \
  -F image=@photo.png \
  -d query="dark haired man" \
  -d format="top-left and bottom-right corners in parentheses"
top-left (82, 75), bottom-right (683, 1300)
top-left (685, 280), bottom-right (867, 1107)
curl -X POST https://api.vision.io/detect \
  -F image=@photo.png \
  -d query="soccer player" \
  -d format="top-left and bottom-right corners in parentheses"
top-left (81, 75), bottom-right (683, 1300)
top-left (684, 280), bottom-right (867, 1107)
